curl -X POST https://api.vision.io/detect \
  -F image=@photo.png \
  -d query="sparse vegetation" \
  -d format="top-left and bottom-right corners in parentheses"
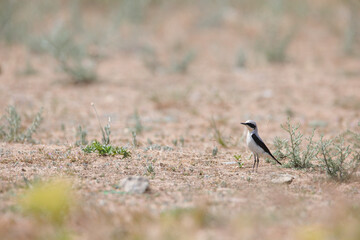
top-left (83, 140), bottom-right (130, 157)
top-left (317, 135), bottom-right (360, 181)
top-left (0, 0), bottom-right (28, 44)
top-left (273, 119), bottom-right (317, 169)
top-left (256, 0), bottom-right (297, 63)
top-left (235, 49), bottom-right (247, 68)
top-left (2, 1), bottom-right (360, 240)
top-left (43, 24), bottom-right (97, 84)
top-left (212, 146), bottom-right (218, 157)
top-left (170, 50), bottom-right (196, 74)
top-left (234, 154), bottom-right (244, 168)
top-left (91, 103), bottom-right (111, 145)
top-left (172, 136), bottom-right (185, 147)
top-left (82, 103), bottom-right (130, 157)
top-left (342, 0), bottom-right (360, 55)
top-left (131, 110), bottom-right (144, 134)
top-left (0, 106), bottom-right (43, 143)
top-left (19, 179), bottom-right (73, 224)
top-left (145, 162), bottom-right (155, 175)
top-left (275, 119), bottom-right (360, 181)
top-left (258, 24), bottom-right (295, 63)
top-left (75, 125), bottom-right (88, 146)
top-left (210, 118), bottom-right (227, 148)
top-left (132, 131), bottom-right (138, 148)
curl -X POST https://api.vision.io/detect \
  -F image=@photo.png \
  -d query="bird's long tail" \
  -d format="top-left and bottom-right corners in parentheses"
top-left (268, 152), bottom-right (282, 165)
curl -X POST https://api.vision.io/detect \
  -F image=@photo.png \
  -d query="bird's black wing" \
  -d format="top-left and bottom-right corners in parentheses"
top-left (251, 134), bottom-right (282, 165)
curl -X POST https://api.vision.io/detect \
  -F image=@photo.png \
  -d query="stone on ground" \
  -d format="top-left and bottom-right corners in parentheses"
top-left (271, 175), bottom-right (295, 185)
top-left (120, 176), bottom-right (150, 194)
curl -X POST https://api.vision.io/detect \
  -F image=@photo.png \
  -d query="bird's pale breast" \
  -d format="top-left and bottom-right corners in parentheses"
top-left (246, 132), bottom-right (266, 155)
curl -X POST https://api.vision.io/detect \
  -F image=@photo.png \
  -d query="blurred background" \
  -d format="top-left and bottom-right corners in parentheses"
top-left (1, 0), bottom-right (359, 145)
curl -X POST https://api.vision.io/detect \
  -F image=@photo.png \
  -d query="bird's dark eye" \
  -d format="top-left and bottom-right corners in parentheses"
top-left (247, 123), bottom-right (256, 129)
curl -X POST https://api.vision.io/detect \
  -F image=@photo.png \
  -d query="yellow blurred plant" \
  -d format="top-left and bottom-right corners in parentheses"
top-left (19, 179), bottom-right (74, 225)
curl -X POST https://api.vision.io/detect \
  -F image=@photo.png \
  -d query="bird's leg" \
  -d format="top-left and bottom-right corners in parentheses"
top-left (256, 154), bottom-right (260, 172)
top-left (252, 154), bottom-right (256, 172)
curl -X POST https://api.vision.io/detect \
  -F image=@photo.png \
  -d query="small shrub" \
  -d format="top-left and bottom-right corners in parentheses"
top-left (42, 24), bottom-right (97, 84)
top-left (256, 0), bottom-right (297, 63)
top-left (344, 122), bottom-right (360, 149)
top-left (83, 140), bottom-right (131, 158)
top-left (317, 136), bottom-right (360, 181)
top-left (258, 24), bottom-right (295, 63)
top-left (83, 103), bottom-right (130, 157)
top-left (275, 119), bottom-right (360, 181)
top-left (0, 106), bottom-right (43, 143)
top-left (273, 119), bottom-right (317, 169)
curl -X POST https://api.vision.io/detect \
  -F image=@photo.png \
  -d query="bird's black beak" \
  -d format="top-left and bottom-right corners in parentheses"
top-left (241, 122), bottom-right (247, 125)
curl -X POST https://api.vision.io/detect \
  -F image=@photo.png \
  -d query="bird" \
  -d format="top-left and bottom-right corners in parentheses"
top-left (241, 120), bottom-right (281, 172)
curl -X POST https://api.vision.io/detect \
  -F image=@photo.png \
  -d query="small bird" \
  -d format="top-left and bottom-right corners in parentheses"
top-left (241, 120), bottom-right (281, 172)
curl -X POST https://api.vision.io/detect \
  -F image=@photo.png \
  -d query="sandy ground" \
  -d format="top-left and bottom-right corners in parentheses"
top-left (0, 2), bottom-right (360, 239)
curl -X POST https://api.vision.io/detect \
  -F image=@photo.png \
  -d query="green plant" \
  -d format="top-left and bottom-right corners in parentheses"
top-left (234, 154), bottom-right (244, 168)
top-left (257, 0), bottom-right (297, 63)
top-left (172, 136), bottom-right (185, 147)
top-left (19, 179), bottom-right (73, 225)
top-left (132, 131), bottom-right (138, 148)
top-left (212, 146), bottom-right (218, 157)
top-left (91, 103), bottom-right (111, 145)
top-left (145, 162), bottom-right (155, 175)
top-left (273, 119), bottom-right (317, 169)
top-left (0, 106), bottom-right (43, 143)
top-left (83, 140), bottom-right (130, 158)
top-left (343, 122), bottom-right (360, 150)
top-left (145, 143), bottom-right (173, 151)
top-left (343, 0), bottom-right (360, 55)
top-left (234, 154), bottom-right (241, 161)
top-left (258, 23), bottom-right (295, 63)
top-left (210, 118), bottom-right (227, 148)
top-left (83, 103), bottom-right (130, 157)
top-left (235, 49), bottom-right (247, 68)
top-left (75, 125), bottom-right (88, 146)
top-left (0, 0), bottom-right (27, 44)
top-left (180, 136), bottom-right (185, 147)
top-left (112, 0), bottom-right (153, 24)
top-left (43, 24), bottom-right (97, 84)
top-left (317, 136), bottom-right (360, 181)
top-left (132, 110), bottom-right (143, 134)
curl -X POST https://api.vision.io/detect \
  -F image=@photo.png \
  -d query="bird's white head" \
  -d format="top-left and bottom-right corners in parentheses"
top-left (241, 120), bottom-right (257, 132)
